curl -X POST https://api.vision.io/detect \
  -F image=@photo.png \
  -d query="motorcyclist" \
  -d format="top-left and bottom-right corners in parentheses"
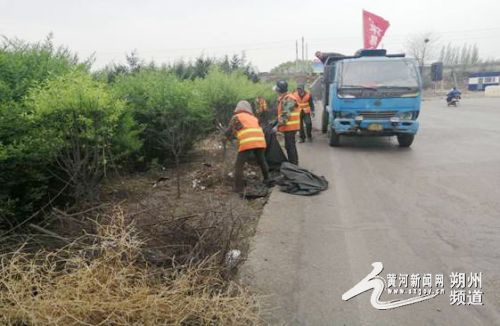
top-left (446, 87), bottom-right (462, 103)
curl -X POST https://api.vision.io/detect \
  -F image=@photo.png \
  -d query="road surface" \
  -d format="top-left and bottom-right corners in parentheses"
top-left (242, 97), bottom-right (500, 325)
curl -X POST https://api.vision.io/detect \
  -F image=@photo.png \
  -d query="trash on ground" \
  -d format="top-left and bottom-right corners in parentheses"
top-left (152, 176), bottom-right (170, 188)
top-left (277, 162), bottom-right (328, 196)
top-left (225, 249), bottom-right (242, 269)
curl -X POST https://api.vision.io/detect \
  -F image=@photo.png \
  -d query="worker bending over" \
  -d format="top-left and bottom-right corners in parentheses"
top-left (226, 100), bottom-right (270, 194)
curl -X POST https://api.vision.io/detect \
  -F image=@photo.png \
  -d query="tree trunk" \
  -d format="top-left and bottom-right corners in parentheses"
top-left (175, 157), bottom-right (181, 199)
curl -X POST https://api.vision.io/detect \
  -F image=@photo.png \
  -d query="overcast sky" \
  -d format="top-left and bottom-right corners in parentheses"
top-left (1, 0), bottom-right (499, 71)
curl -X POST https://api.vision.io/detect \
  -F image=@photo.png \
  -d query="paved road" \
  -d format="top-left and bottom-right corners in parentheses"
top-left (242, 97), bottom-right (500, 325)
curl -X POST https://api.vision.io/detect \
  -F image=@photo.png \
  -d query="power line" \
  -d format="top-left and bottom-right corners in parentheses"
top-left (380, 34), bottom-right (500, 48)
top-left (309, 26), bottom-right (500, 41)
top-left (94, 39), bottom-right (297, 55)
top-left (91, 26), bottom-right (500, 58)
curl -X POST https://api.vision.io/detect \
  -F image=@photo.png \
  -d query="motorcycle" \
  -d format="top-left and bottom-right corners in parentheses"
top-left (447, 96), bottom-right (460, 107)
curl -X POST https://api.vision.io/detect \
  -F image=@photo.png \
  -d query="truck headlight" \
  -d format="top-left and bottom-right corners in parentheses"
top-left (399, 112), bottom-right (413, 120)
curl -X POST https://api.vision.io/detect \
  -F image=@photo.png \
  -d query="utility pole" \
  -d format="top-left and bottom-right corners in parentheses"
top-left (306, 43), bottom-right (308, 60)
top-left (295, 40), bottom-right (299, 61)
top-left (296, 40), bottom-right (299, 73)
top-left (301, 36), bottom-right (305, 61)
top-left (421, 38), bottom-right (430, 74)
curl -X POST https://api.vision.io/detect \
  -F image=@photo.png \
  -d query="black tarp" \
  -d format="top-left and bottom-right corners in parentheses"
top-left (263, 124), bottom-right (287, 170)
top-left (277, 162), bottom-right (328, 196)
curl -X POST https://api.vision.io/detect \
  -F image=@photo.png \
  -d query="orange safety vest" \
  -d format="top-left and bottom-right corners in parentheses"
top-left (234, 112), bottom-right (266, 152)
top-left (293, 91), bottom-right (312, 114)
top-left (277, 93), bottom-right (301, 132)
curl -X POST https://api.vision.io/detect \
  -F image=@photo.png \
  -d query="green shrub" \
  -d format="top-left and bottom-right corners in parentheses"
top-left (24, 70), bottom-right (141, 202)
top-left (0, 36), bottom-right (85, 225)
top-left (195, 68), bottom-right (275, 126)
top-left (113, 68), bottom-right (276, 168)
top-left (0, 103), bottom-right (56, 223)
top-left (113, 70), bottom-right (212, 166)
top-left (0, 42), bottom-right (279, 224)
top-left (0, 36), bottom-right (85, 104)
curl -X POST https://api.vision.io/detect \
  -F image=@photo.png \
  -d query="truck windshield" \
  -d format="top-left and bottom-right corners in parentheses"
top-left (339, 60), bottom-right (419, 89)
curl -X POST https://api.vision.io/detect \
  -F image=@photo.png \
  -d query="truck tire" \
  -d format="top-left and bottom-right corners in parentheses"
top-left (397, 134), bottom-right (414, 147)
top-left (321, 109), bottom-right (329, 134)
top-left (329, 130), bottom-right (341, 147)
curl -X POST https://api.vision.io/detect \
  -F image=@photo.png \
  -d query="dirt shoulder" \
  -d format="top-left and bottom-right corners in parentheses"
top-left (0, 136), bottom-right (271, 325)
top-left (99, 137), bottom-right (269, 266)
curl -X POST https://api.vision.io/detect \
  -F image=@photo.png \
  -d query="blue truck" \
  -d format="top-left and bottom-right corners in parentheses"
top-left (318, 49), bottom-right (422, 147)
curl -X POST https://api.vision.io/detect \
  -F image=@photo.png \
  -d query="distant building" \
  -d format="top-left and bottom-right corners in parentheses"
top-left (468, 71), bottom-right (500, 91)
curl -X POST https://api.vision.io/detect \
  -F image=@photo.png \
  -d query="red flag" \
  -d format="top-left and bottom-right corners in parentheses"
top-left (363, 10), bottom-right (390, 49)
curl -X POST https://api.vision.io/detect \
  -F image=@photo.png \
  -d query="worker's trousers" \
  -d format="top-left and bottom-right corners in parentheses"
top-left (299, 111), bottom-right (312, 140)
top-left (234, 148), bottom-right (270, 193)
top-left (284, 131), bottom-right (299, 166)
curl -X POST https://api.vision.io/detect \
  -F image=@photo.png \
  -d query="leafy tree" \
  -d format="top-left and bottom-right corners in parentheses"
top-left (171, 60), bottom-right (191, 80)
top-left (0, 34), bottom-right (86, 104)
top-left (95, 63), bottom-right (129, 84)
top-left (95, 50), bottom-right (148, 84)
top-left (270, 60), bottom-right (313, 75)
top-left (439, 43), bottom-right (481, 66)
top-left (230, 54), bottom-right (242, 71)
top-left (220, 55), bottom-right (232, 73)
top-left (115, 53), bottom-right (259, 81)
top-left (126, 50), bottom-right (144, 73)
top-left (192, 56), bottom-right (214, 79)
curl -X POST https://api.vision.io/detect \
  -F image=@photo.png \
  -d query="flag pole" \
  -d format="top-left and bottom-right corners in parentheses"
top-left (362, 9), bottom-right (365, 49)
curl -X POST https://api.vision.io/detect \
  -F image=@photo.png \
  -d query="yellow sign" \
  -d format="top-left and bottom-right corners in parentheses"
top-left (368, 124), bottom-right (383, 131)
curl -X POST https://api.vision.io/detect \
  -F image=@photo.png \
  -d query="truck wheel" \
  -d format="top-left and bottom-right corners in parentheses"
top-left (329, 130), bottom-right (341, 147)
top-left (397, 134), bottom-right (414, 147)
top-left (322, 109), bottom-right (329, 134)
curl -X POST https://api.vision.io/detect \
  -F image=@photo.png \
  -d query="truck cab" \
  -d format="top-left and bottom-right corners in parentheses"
top-left (320, 49), bottom-right (422, 147)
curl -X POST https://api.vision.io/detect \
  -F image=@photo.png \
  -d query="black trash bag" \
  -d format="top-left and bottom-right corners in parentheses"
top-left (277, 162), bottom-right (328, 196)
top-left (263, 123), bottom-right (287, 170)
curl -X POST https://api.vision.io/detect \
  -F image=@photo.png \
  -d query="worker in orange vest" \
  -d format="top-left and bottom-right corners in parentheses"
top-left (225, 100), bottom-right (270, 193)
top-left (294, 84), bottom-right (315, 143)
top-left (274, 80), bottom-right (300, 165)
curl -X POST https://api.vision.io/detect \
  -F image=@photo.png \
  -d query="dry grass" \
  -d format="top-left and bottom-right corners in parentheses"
top-left (0, 135), bottom-right (268, 325)
top-left (0, 209), bottom-right (260, 325)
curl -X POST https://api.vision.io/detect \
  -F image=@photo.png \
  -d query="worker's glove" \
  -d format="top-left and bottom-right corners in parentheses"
top-left (268, 119), bottom-right (278, 133)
